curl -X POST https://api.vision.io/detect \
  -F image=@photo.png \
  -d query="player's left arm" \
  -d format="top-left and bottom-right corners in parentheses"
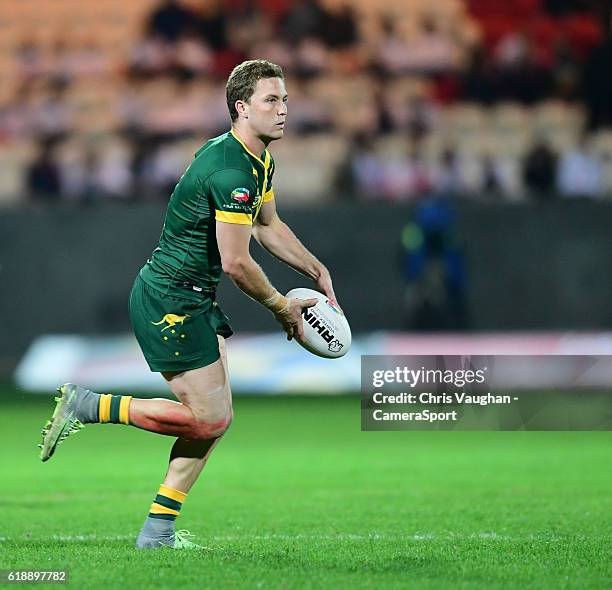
top-left (253, 198), bottom-right (337, 304)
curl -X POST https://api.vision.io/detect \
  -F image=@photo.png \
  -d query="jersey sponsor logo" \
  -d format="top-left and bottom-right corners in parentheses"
top-left (151, 314), bottom-right (190, 332)
top-left (231, 187), bottom-right (250, 202)
top-left (222, 202), bottom-right (251, 211)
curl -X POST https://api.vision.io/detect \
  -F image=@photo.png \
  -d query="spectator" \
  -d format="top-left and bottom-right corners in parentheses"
top-left (46, 40), bottom-right (73, 85)
top-left (375, 16), bottom-right (412, 76)
top-left (431, 147), bottom-right (469, 196)
top-left (557, 134), bottom-right (604, 197)
top-left (0, 85), bottom-right (32, 141)
top-left (321, 3), bottom-right (359, 49)
top-left (14, 40), bottom-right (45, 82)
top-left (80, 149), bottom-right (105, 203)
top-left (26, 143), bottom-right (61, 201)
top-left (494, 36), bottom-right (553, 104)
top-left (30, 81), bottom-right (73, 142)
top-left (523, 139), bottom-right (558, 198)
top-left (405, 95), bottom-right (435, 140)
top-left (480, 155), bottom-right (505, 197)
top-left (147, 0), bottom-right (193, 43)
top-left (407, 16), bottom-right (459, 73)
top-left (551, 38), bottom-right (581, 100)
top-left (376, 16), bottom-right (459, 75)
top-left (461, 45), bottom-right (497, 104)
top-left (281, 0), bottom-right (327, 45)
top-left (197, 0), bottom-right (228, 51)
top-left (544, 0), bottom-right (590, 17)
top-left (346, 133), bottom-right (386, 199)
top-left (128, 36), bottom-right (173, 78)
top-left (294, 37), bottom-right (330, 77)
top-left (175, 32), bottom-right (214, 79)
top-left (583, 37), bottom-right (612, 130)
top-left (494, 31), bottom-right (530, 69)
top-left (96, 144), bottom-right (133, 198)
top-left (383, 140), bottom-right (433, 201)
top-left (399, 198), bottom-right (468, 330)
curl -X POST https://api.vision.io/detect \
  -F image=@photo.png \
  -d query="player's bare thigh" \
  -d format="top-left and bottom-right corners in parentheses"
top-left (162, 336), bottom-right (233, 428)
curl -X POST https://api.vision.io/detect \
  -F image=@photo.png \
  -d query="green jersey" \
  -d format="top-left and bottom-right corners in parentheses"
top-left (139, 129), bottom-right (275, 295)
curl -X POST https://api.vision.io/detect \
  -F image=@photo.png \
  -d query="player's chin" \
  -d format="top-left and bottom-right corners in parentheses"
top-left (271, 127), bottom-right (285, 139)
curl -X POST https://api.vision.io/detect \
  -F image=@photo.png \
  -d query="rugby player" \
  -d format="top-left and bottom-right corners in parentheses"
top-left (38, 60), bottom-right (337, 550)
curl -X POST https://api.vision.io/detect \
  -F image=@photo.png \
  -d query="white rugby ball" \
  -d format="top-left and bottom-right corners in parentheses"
top-left (286, 287), bottom-right (351, 359)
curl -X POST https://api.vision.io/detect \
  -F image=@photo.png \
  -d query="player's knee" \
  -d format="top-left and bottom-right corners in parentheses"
top-left (181, 380), bottom-right (232, 440)
top-left (193, 411), bottom-right (232, 439)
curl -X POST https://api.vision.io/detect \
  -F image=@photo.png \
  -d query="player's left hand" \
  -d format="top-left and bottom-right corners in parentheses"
top-left (315, 266), bottom-right (339, 308)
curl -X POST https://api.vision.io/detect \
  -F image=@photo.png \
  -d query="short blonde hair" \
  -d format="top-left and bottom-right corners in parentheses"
top-left (226, 60), bottom-right (284, 122)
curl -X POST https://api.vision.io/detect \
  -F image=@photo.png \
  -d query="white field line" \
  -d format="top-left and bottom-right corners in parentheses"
top-left (0, 532), bottom-right (526, 543)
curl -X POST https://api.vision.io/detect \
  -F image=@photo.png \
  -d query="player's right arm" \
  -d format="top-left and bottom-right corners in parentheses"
top-left (210, 169), bottom-right (316, 340)
top-left (216, 222), bottom-right (316, 340)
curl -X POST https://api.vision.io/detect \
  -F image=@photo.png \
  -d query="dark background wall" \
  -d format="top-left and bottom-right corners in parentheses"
top-left (2, 199), bottom-right (612, 373)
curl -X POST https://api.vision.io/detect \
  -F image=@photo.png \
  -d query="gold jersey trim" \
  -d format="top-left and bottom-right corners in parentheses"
top-left (215, 210), bottom-right (253, 225)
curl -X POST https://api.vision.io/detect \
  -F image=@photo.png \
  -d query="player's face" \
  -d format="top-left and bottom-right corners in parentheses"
top-left (245, 77), bottom-right (288, 142)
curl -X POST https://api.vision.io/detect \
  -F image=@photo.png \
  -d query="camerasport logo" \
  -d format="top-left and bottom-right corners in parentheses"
top-left (231, 188), bottom-right (250, 202)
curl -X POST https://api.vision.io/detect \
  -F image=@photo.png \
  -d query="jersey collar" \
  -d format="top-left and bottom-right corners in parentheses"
top-left (230, 128), bottom-right (268, 168)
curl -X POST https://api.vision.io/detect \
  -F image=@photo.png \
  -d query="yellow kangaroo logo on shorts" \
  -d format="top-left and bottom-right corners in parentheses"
top-left (151, 314), bottom-right (190, 332)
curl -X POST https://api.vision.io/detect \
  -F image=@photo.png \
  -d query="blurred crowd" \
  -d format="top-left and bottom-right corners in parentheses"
top-left (1, 0), bottom-right (612, 204)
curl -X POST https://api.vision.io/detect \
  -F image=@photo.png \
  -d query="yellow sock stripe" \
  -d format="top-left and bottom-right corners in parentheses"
top-left (149, 503), bottom-right (180, 517)
top-left (159, 484), bottom-right (187, 503)
top-left (99, 394), bottom-right (112, 423)
top-left (119, 396), bottom-right (132, 425)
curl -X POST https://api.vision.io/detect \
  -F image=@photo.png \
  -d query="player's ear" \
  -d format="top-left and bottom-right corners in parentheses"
top-left (235, 99), bottom-right (248, 119)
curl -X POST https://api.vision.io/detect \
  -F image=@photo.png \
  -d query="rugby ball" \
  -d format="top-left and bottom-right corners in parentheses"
top-left (286, 287), bottom-right (351, 359)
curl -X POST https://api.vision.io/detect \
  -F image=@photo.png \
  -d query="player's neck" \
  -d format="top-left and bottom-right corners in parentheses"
top-left (231, 125), bottom-right (268, 159)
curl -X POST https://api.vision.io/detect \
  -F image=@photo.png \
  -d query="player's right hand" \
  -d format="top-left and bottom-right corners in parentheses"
top-left (274, 297), bottom-right (318, 341)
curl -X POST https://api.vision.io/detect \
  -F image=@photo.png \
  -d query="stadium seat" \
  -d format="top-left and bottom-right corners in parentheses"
top-left (443, 103), bottom-right (488, 144)
top-left (0, 140), bottom-right (36, 204)
top-left (491, 103), bottom-right (531, 158)
top-left (270, 135), bottom-right (348, 201)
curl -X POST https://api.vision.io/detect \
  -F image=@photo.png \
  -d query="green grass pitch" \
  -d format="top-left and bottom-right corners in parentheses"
top-left (0, 386), bottom-right (610, 589)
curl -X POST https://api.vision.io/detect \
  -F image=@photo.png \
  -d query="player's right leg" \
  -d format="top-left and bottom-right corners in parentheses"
top-left (38, 381), bottom-right (228, 462)
top-left (39, 383), bottom-right (224, 461)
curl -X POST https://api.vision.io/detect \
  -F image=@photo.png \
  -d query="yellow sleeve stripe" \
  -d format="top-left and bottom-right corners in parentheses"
top-left (215, 210), bottom-right (252, 225)
top-left (119, 396), bottom-right (132, 425)
top-left (149, 503), bottom-right (180, 516)
top-left (99, 394), bottom-right (112, 423)
top-left (263, 188), bottom-right (275, 203)
top-left (159, 484), bottom-right (187, 503)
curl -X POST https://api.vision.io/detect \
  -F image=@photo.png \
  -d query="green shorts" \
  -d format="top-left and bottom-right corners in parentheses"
top-left (128, 275), bottom-right (233, 373)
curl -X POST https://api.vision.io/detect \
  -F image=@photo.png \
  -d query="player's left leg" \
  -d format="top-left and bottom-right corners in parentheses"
top-left (161, 336), bottom-right (232, 492)
top-left (135, 336), bottom-right (233, 550)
